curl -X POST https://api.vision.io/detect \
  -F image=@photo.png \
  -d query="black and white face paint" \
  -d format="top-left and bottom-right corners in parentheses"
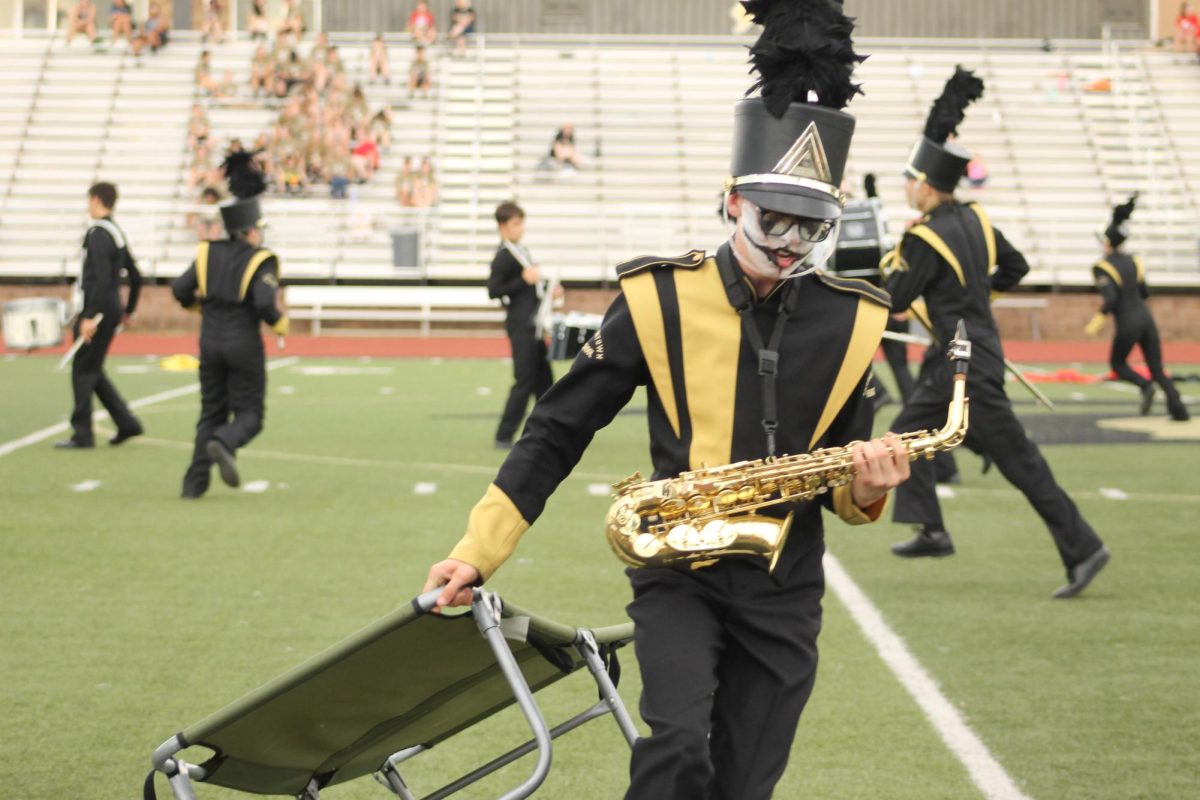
top-left (732, 195), bottom-right (825, 284)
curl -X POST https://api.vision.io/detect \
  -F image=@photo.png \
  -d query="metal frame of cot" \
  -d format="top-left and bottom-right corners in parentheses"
top-left (148, 589), bottom-right (639, 800)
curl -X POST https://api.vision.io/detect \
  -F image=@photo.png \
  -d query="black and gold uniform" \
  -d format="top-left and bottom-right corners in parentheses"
top-left (171, 239), bottom-right (283, 497)
top-left (62, 214), bottom-right (143, 448)
top-left (488, 239), bottom-right (552, 445)
top-left (885, 65), bottom-right (1108, 596)
top-left (1089, 195), bottom-right (1189, 422)
top-left (451, 244), bottom-right (890, 799)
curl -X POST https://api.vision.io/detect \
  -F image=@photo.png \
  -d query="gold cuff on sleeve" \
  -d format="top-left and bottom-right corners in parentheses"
top-left (833, 483), bottom-right (888, 525)
top-left (447, 483), bottom-right (531, 581)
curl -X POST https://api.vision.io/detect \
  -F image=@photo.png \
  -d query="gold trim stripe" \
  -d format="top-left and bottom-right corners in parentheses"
top-left (808, 298), bottom-right (889, 449)
top-left (1133, 255), bottom-right (1145, 284)
top-left (622, 271), bottom-right (682, 439)
top-left (1095, 260), bottom-right (1123, 288)
top-left (239, 250), bottom-right (275, 301)
top-left (968, 203), bottom-right (997, 273)
top-left (909, 299), bottom-right (934, 335)
top-left (196, 241), bottom-right (210, 298)
top-left (676, 258), bottom-right (740, 469)
top-left (908, 225), bottom-right (966, 287)
top-left (448, 483), bottom-right (531, 580)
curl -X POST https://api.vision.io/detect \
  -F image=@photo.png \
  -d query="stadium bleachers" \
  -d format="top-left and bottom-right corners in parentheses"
top-left (0, 33), bottom-right (1197, 288)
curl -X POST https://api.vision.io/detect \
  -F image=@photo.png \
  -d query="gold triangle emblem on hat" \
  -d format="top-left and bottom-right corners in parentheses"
top-left (772, 122), bottom-right (833, 184)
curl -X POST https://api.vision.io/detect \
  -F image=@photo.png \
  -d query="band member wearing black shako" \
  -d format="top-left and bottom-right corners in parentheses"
top-left (426, 5), bottom-right (912, 797)
top-left (882, 67), bottom-right (1109, 598)
top-left (1085, 194), bottom-right (1189, 422)
top-left (171, 152), bottom-right (288, 498)
top-left (488, 201), bottom-right (553, 449)
top-left (56, 182), bottom-right (144, 449)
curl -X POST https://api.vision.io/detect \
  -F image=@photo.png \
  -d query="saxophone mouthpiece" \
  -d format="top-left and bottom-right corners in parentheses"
top-left (949, 320), bottom-right (971, 376)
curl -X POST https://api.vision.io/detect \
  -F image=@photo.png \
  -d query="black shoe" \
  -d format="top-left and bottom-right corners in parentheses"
top-left (1139, 384), bottom-right (1155, 416)
top-left (181, 487), bottom-right (205, 499)
top-left (54, 438), bottom-right (94, 449)
top-left (892, 528), bottom-right (955, 558)
top-left (494, 438), bottom-right (513, 450)
top-left (1052, 546), bottom-right (1111, 599)
top-left (205, 439), bottom-right (240, 488)
top-left (109, 424), bottom-right (144, 446)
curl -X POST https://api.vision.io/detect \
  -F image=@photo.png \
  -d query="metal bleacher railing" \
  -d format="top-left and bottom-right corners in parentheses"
top-left (1, 31), bottom-right (1198, 289)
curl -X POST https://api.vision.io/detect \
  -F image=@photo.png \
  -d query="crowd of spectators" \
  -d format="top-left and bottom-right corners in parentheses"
top-left (65, 0), bottom-right (171, 58)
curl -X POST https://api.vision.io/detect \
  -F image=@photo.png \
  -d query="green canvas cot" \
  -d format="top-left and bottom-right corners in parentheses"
top-left (147, 589), bottom-right (638, 800)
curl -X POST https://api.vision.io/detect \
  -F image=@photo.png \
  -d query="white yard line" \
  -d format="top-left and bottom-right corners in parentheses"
top-left (824, 553), bottom-right (1033, 800)
top-left (0, 357), bottom-right (299, 459)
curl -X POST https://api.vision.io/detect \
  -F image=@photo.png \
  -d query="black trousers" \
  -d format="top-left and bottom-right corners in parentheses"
top-left (1110, 315), bottom-right (1187, 418)
top-left (881, 316), bottom-right (916, 402)
top-left (624, 547), bottom-right (824, 800)
top-left (69, 311), bottom-right (140, 443)
top-left (891, 372), bottom-right (1104, 571)
top-left (183, 333), bottom-right (266, 493)
top-left (495, 325), bottom-right (553, 443)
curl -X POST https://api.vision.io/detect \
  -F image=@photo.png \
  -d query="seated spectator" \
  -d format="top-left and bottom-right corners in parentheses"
top-left (550, 122), bottom-right (582, 170)
top-left (277, 0), bottom-right (305, 39)
top-left (246, 0), bottom-right (269, 40)
top-left (351, 129), bottom-right (380, 182)
top-left (191, 186), bottom-right (224, 241)
top-left (327, 143), bottom-right (354, 197)
top-left (131, 2), bottom-right (170, 57)
top-left (200, 0), bottom-right (224, 45)
top-left (368, 33), bottom-right (391, 84)
top-left (347, 84), bottom-right (370, 127)
top-left (411, 157), bottom-right (439, 207)
top-left (395, 156), bottom-right (415, 205)
top-left (110, 0), bottom-right (134, 45)
top-left (187, 103), bottom-right (210, 151)
top-left (187, 143), bottom-right (219, 191)
top-left (65, 0), bottom-right (97, 45)
top-left (249, 44), bottom-right (274, 96)
top-left (407, 1), bottom-right (438, 46)
top-left (368, 107), bottom-right (393, 150)
top-left (966, 153), bottom-right (989, 188)
top-left (1177, 3), bottom-right (1200, 53)
top-left (195, 50), bottom-right (218, 95)
top-left (279, 154), bottom-right (309, 196)
top-left (408, 46), bottom-right (432, 98)
top-left (308, 31), bottom-right (330, 64)
top-left (447, 0), bottom-right (477, 57)
top-left (213, 69), bottom-right (238, 100)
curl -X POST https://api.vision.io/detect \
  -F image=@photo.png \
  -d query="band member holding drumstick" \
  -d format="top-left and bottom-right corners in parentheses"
top-left (427, 5), bottom-right (910, 796)
top-left (487, 201), bottom-right (554, 449)
top-left (56, 182), bottom-right (143, 450)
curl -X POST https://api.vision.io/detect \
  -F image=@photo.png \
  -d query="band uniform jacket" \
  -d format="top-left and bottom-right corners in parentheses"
top-left (1092, 253), bottom-right (1151, 331)
top-left (883, 201), bottom-right (1027, 385)
top-left (80, 217), bottom-right (142, 321)
top-left (487, 244), bottom-right (539, 331)
top-left (450, 242), bottom-right (892, 583)
top-left (171, 240), bottom-right (282, 333)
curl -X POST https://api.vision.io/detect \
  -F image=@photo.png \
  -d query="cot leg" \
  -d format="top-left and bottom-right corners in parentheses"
top-left (576, 629), bottom-right (640, 747)
top-left (377, 748), bottom-right (423, 800)
top-left (472, 590), bottom-right (553, 800)
top-left (151, 734), bottom-right (206, 800)
top-left (299, 777), bottom-right (320, 799)
top-left (166, 769), bottom-right (199, 800)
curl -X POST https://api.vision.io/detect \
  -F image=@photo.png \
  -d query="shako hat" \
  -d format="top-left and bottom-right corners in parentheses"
top-left (728, 0), bottom-right (865, 221)
top-left (904, 66), bottom-right (984, 192)
top-left (218, 150), bottom-right (268, 234)
top-left (1101, 193), bottom-right (1137, 248)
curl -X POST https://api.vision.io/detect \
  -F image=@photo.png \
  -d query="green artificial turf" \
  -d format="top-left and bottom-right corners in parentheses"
top-left (0, 353), bottom-right (1196, 799)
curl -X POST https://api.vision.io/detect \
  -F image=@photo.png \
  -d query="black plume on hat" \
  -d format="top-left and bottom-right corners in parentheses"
top-left (923, 66), bottom-right (985, 144)
top-left (864, 172), bottom-right (878, 198)
top-left (222, 150), bottom-right (267, 200)
top-left (1103, 192), bottom-right (1138, 246)
top-left (742, 0), bottom-right (866, 118)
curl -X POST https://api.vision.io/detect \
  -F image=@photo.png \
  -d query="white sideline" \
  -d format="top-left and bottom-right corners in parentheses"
top-left (0, 357), bottom-right (299, 459)
top-left (824, 553), bottom-right (1033, 800)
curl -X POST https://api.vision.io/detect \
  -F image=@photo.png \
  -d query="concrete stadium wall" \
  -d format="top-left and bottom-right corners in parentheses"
top-left (4, 285), bottom-right (1197, 342)
top-left (321, 0), bottom-right (1148, 39)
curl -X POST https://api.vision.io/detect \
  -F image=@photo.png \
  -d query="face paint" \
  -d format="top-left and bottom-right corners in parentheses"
top-left (733, 197), bottom-right (819, 284)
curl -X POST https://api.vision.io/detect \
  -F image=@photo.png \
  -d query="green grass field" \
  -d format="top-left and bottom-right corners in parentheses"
top-left (1, 352), bottom-right (1197, 799)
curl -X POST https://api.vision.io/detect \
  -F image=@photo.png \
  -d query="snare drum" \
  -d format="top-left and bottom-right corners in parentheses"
top-left (549, 311), bottom-right (603, 361)
top-left (2, 297), bottom-right (67, 349)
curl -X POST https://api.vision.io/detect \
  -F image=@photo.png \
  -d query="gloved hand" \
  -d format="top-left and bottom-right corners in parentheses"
top-left (272, 316), bottom-right (290, 337)
top-left (1084, 312), bottom-right (1105, 337)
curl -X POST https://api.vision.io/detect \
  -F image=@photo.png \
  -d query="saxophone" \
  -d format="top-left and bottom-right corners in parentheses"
top-left (605, 321), bottom-right (972, 572)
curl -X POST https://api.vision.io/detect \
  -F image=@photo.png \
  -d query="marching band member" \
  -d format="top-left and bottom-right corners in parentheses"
top-left (426, 3), bottom-right (910, 796)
